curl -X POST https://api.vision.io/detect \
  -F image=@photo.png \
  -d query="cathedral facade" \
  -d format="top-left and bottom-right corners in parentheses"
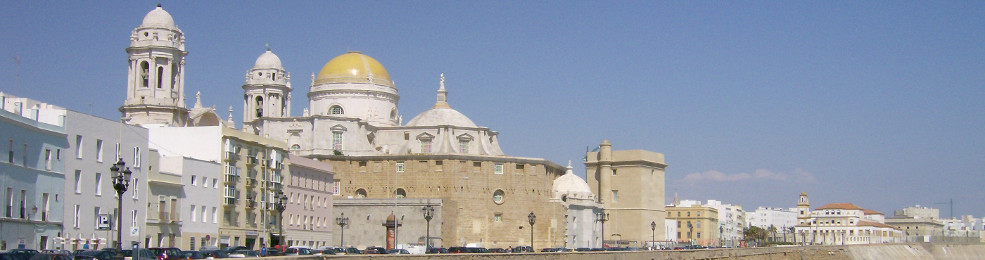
top-left (239, 33), bottom-right (567, 247)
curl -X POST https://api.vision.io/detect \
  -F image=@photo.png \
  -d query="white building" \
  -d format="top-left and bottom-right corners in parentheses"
top-left (61, 110), bottom-right (150, 250)
top-left (792, 193), bottom-right (902, 245)
top-left (703, 200), bottom-right (744, 247)
top-left (154, 153), bottom-right (221, 250)
top-left (746, 207), bottom-right (798, 243)
top-left (0, 93), bottom-right (67, 250)
top-left (551, 162), bottom-right (600, 249)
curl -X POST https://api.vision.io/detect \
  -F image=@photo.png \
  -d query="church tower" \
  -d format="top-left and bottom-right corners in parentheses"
top-left (797, 192), bottom-right (811, 225)
top-left (242, 46), bottom-right (292, 133)
top-left (120, 4), bottom-right (189, 127)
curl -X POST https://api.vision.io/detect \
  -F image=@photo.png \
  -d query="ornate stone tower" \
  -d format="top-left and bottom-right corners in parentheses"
top-left (797, 192), bottom-right (810, 225)
top-left (242, 47), bottom-right (292, 132)
top-left (120, 4), bottom-right (189, 126)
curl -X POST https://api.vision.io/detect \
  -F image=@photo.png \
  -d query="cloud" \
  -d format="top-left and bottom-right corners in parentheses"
top-left (682, 168), bottom-right (815, 184)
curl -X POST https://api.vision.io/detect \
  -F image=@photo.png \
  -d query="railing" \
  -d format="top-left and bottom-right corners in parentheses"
top-left (245, 178), bottom-right (255, 187)
top-left (246, 156), bottom-right (259, 165)
top-left (268, 159), bottom-right (283, 170)
top-left (224, 174), bottom-right (239, 184)
top-left (224, 197), bottom-right (237, 206)
top-left (159, 211), bottom-right (170, 222)
top-left (246, 199), bottom-right (255, 209)
top-left (224, 152), bottom-right (238, 161)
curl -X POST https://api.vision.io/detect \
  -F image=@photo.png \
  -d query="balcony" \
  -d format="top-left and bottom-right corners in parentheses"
top-left (245, 178), bottom-right (256, 187)
top-left (224, 174), bottom-right (240, 184)
top-left (246, 199), bottom-right (256, 209)
top-left (267, 181), bottom-right (282, 191)
top-left (159, 212), bottom-right (170, 222)
top-left (224, 152), bottom-right (238, 161)
top-left (246, 156), bottom-right (259, 165)
top-left (224, 197), bottom-right (237, 206)
top-left (268, 159), bottom-right (283, 169)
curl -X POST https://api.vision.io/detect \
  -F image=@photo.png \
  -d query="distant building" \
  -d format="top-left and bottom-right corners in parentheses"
top-left (0, 93), bottom-right (67, 250)
top-left (551, 162), bottom-right (601, 248)
top-left (894, 205), bottom-right (940, 220)
top-left (703, 200), bottom-right (745, 247)
top-left (282, 155), bottom-right (334, 248)
top-left (746, 207), bottom-right (798, 243)
top-left (792, 193), bottom-right (902, 245)
top-left (666, 202), bottom-right (719, 246)
top-left (155, 153), bottom-right (221, 250)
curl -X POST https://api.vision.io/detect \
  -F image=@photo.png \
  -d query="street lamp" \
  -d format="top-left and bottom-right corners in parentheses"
top-left (110, 158), bottom-right (133, 253)
top-left (650, 221), bottom-right (656, 250)
top-left (596, 210), bottom-right (609, 248)
top-left (527, 212), bottom-right (536, 251)
top-left (335, 213), bottom-right (349, 248)
top-left (275, 191), bottom-right (287, 249)
top-left (422, 204), bottom-right (434, 249)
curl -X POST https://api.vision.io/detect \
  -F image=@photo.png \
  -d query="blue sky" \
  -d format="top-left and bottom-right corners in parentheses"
top-left (2, 1), bottom-right (982, 217)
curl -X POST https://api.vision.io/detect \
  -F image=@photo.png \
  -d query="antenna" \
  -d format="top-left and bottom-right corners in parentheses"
top-left (935, 199), bottom-right (954, 219)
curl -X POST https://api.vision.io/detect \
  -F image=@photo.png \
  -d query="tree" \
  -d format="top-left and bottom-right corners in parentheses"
top-left (744, 226), bottom-right (768, 246)
top-left (768, 225), bottom-right (778, 243)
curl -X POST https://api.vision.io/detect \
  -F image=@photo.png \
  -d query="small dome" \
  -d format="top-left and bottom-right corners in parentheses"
top-left (406, 108), bottom-right (477, 128)
top-left (140, 6), bottom-right (176, 29)
top-left (315, 51), bottom-right (391, 86)
top-left (254, 50), bottom-right (283, 69)
top-left (553, 163), bottom-right (593, 197)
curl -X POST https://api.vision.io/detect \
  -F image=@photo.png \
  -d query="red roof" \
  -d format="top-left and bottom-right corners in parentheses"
top-left (816, 203), bottom-right (864, 210)
top-left (863, 209), bottom-right (884, 215)
top-left (857, 220), bottom-right (896, 229)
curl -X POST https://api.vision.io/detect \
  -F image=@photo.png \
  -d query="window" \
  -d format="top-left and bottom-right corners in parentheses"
top-left (41, 193), bottom-right (49, 221)
top-left (190, 205), bottom-right (196, 222)
top-left (612, 169), bottom-right (617, 176)
top-left (96, 139), bottom-right (104, 162)
top-left (395, 189), bottom-right (406, 198)
top-left (44, 149), bottom-right (52, 170)
top-left (115, 143), bottom-right (120, 162)
top-left (131, 210), bottom-right (137, 227)
top-left (459, 140), bottom-right (469, 153)
top-left (355, 189), bottom-right (367, 198)
top-left (132, 178), bottom-right (139, 199)
top-left (697, 211), bottom-right (701, 217)
top-left (697, 232), bottom-right (701, 239)
top-left (191, 176), bottom-right (197, 186)
top-left (4, 188), bottom-right (11, 217)
top-left (493, 190), bottom-right (505, 204)
top-left (494, 213), bottom-right (502, 222)
top-left (75, 135), bottom-right (83, 158)
top-left (74, 171), bottom-right (82, 194)
top-left (395, 162), bottom-right (405, 173)
top-left (212, 207), bottom-right (217, 223)
top-left (133, 147), bottom-right (141, 167)
top-left (73, 204), bottom-right (80, 228)
top-left (611, 190), bottom-right (619, 203)
top-left (697, 221), bottom-right (701, 228)
top-left (494, 163), bottom-right (504, 174)
top-left (332, 132), bottom-right (343, 151)
top-left (291, 144), bottom-right (300, 150)
top-left (18, 190), bottom-right (25, 219)
top-left (95, 173), bottom-right (103, 196)
top-left (420, 140), bottom-right (432, 153)
top-left (201, 206), bottom-right (206, 223)
top-left (329, 105), bottom-right (344, 115)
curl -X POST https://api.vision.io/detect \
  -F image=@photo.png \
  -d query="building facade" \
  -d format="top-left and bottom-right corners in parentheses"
top-left (332, 199), bottom-right (443, 249)
top-left (282, 155), bottom-right (334, 248)
top-left (746, 207), bottom-right (798, 243)
top-left (793, 193), bottom-right (902, 245)
top-left (703, 200), bottom-right (745, 248)
top-left (551, 162), bottom-right (601, 249)
top-left (666, 203), bottom-right (719, 246)
top-left (585, 140), bottom-right (667, 247)
top-left (0, 94), bottom-right (67, 250)
top-left (148, 126), bottom-right (288, 250)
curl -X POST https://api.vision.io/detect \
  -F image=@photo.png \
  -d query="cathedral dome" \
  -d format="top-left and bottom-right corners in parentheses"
top-left (553, 162), bottom-right (592, 197)
top-left (315, 51), bottom-right (392, 86)
top-left (140, 5), bottom-right (176, 29)
top-left (253, 50), bottom-right (283, 69)
top-left (406, 108), bottom-right (477, 128)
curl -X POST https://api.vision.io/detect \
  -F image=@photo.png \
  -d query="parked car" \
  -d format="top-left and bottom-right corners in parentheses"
top-left (342, 248), bottom-right (361, 255)
top-left (124, 249), bottom-right (156, 260)
top-left (363, 247), bottom-right (385, 254)
top-left (180, 251), bottom-right (207, 260)
top-left (73, 250), bottom-right (114, 260)
top-left (0, 249), bottom-right (39, 260)
top-left (259, 248), bottom-right (281, 257)
top-left (148, 248), bottom-right (183, 260)
top-left (425, 248), bottom-right (448, 254)
top-left (384, 249), bottom-right (409, 255)
top-left (226, 250), bottom-right (257, 258)
top-left (198, 250), bottom-right (228, 259)
top-left (487, 248), bottom-right (507, 253)
top-left (27, 253), bottom-right (72, 260)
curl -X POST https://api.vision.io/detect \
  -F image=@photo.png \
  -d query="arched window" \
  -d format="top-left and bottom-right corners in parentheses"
top-left (171, 63), bottom-right (179, 89)
top-left (390, 109), bottom-right (397, 119)
top-left (329, 105), bottom-right (344, 115)
top-left (290, 144), bottom-right (300, 150)
top-left (355, 189), bottom-right (367, 198)
top-left (395, 188), bottom-right (406, 198)
top-left (255, 96), bottom-right (264, 118)
top-left (140, 61), bottom-right (149, 87)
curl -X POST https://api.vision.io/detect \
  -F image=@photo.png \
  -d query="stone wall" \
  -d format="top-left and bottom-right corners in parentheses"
top-left (266, 243), bottom-right (984, 259)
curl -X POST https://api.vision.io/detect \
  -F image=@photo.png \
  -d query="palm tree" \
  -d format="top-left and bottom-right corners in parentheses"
top-left (768, 225), bottom-right (777, 243)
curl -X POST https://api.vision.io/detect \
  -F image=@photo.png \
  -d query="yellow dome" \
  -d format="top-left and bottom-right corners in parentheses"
top-left (315, 51), bottom-right (392, 86)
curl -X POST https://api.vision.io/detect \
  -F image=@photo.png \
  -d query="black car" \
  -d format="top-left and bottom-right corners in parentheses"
top-left (363, 247), bottom-right (386, 254)
top-left (73, 251), bottom-right (114, 260)
top-left (425, 248), bottom-right (448, 254)
top-left (198, 250), bottom-right (228, 259)
top-left (181, 251), bottom-right (207, 260)
top-left (0, 249), bottom-right (39, 260)
top-left (27, 253), bottom-right (72, 260)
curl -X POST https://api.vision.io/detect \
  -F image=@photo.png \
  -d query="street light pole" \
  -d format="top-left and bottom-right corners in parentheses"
top-left (110, 158), bottom-right (133, 255)
top-left (335, 213), bottom-right (349, 248)
top-left (596, 210), bottom-right (609, 248)
top-left (422, 204), bottom-right (434, 249)
top-left (276, 192), bottom-right (286, 249)
top-left (528, 212), bottom-right (536, 251)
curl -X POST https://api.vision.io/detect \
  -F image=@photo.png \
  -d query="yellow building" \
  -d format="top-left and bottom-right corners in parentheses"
top-left (666, 204), bottom-right (719, 246)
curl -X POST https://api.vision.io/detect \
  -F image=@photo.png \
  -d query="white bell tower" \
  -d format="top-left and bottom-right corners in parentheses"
top-left (242, 46), bottom-right (292, 133)
top-left (120, 4), bottom-right (189, 127)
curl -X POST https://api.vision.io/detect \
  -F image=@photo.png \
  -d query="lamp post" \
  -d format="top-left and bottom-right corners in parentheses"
top-left (528, 212), bottom-right (536, 251)
top-left (650, 221), bottom-right (656, 250)
top-left (275, 191), bottom-right (286, 249)
top-left (596, 210), bottom-right (609, 248)
top-left (422, 204), bottom-right (434, 249)
top-left (335, 213), bottom-right (349, 248)
top-left (110, 158), bottom-right (133, 254)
